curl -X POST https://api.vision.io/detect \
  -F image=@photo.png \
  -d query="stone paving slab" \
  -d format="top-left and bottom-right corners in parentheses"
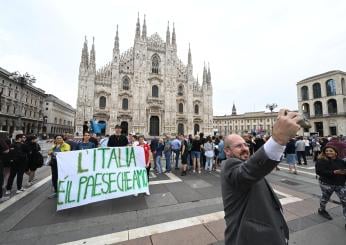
top-left (287, 216), bottom-right (321, 232)
top-left (145, 192), bottom-right (178, 208)
top-left (165, 182), bottom-right (203, 203)
top-left (151, 224), bottom-right (217, 245)
top-left (204, 220), bottom-right (226, 241)
top-left (289, 218), bottom-right (346, 245)
top-left (184, 179), bottom-right (212, 189)
top-left (113, 237), bottom-right (152, 245)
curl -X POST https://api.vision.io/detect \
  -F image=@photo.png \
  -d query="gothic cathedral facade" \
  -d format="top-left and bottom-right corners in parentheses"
top-left (75, 16), bottom-right (213, 136)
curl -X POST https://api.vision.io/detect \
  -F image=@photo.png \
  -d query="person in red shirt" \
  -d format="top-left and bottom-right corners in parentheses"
top-left (138, 135), bottom-right (151, 196)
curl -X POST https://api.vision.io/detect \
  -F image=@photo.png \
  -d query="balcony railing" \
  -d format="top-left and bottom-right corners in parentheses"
top-left (306, 112), bottom-right (345, 118)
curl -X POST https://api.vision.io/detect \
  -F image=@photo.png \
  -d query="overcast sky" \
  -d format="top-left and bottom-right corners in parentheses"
top-left (1, 0), bottom-right (346, 115)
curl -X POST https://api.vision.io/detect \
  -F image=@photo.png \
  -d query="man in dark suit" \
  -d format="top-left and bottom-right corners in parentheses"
top-left (221, 109), bottom-right (301, 245)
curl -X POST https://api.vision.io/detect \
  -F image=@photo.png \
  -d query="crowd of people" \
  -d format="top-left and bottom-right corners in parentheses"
top-left (0, 134), bottom-right (43, 203)
top-left (1, 123), bottom-right (345, 235)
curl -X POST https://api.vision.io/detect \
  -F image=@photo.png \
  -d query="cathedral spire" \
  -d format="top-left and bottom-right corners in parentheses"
top-left (188, 43), bottom-right (192, 65)
top-left (89, 36), bottom-right (96, 70)
top-left (80, 36), bottom-right (89, 69)
top-left (203, 62), bottom-right (207, 84)
top-left (142, 15), bottom-right (147, 39)
top-left (166, 21), bottom-right (170, 45)
top-left (135, 13), bottom-right (141, 39)
top-left (232, 102), bottom-right (237, 115)
top-left (172, 23), bottom-right (176, 47)
top-left (113, 25), bottom-right (119, 57)
top-left (207, 63), bottom-right (211, 83)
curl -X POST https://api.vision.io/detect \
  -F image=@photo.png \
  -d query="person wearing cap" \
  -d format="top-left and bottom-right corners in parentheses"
top-left (107, 125), bottom-right (129, 147)
top-left (315, 145), bottom-right (346, 229)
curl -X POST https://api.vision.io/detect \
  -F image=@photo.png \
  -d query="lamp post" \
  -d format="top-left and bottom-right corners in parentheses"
top-left (9, 71), bottom-right (36, 132)
top-left (266, 103), bottom-right (277, 135)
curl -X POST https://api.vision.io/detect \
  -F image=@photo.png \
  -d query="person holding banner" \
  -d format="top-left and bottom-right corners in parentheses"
top-left (221, 109), bottom-right (301, 245)
top-left (77, 132), bottom-right (96, 150)
top-left (138, 135), bottom-right (151, 196)
top-left (107, 125), bottom-right (128, 147)
top-left (48, 135), bottom-right (71, 199)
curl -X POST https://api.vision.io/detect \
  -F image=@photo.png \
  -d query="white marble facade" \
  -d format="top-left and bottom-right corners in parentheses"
top-left (75, 16), bottom-right (213, 137)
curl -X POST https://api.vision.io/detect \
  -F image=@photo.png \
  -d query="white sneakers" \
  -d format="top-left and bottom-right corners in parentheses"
top-left (0, 196), bottom-right (10, 203)
top-left (15, 188), bottom-right (26, 194)
top-left (5, 190), bottom-right (10, 195)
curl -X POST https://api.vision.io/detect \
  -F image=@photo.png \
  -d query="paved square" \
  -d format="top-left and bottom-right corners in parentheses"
top-left (184, 179), bottom-right (212, 189)
top-left (145, 192), bottom-right (178, 208)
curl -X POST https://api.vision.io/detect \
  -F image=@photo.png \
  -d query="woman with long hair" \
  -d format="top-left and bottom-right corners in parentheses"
top-left (315, 146), bottom-right (346, 229)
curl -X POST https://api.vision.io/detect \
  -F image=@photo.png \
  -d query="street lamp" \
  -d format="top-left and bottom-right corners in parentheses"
top-left (266, 103), bottom-right (277, 135)
top-left (9, 71), bottom-right (36, 131)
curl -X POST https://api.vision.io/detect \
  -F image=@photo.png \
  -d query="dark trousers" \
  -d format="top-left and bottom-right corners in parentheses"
top-left (50, 159), bottom-right (58, 193)
top-left (146, 166), bottom-right (150, 182)
top-left (296, 151), bottom-right (307, 164)
top-left (0, 162), bottom-right (3, 198)
top-left (172, 149), bottom-right (180, 168)
top-left (6, 162), bottom-right (25, 191)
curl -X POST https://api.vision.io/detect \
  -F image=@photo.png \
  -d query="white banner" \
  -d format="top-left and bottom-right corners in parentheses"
top-left (56, 146), bottom-right (148, 211)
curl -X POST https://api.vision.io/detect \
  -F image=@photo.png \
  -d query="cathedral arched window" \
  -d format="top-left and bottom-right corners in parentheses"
top-left (326, 79), bottom-right (336, 96)
top-left (122, 98), bottom-right (128, 110)
top-left (178, 103), bottom-right (184, 113)
top-left (151, 54), bottom-right (160, 74)
top-left (152, 85), bottom-right (159, 97)
top-left (178, 84), bottom-right (184, 96)
top-left (194, 104), bottom-right (199, 114)
top-left (122, 77), bottom-right (130, 90)
top-left (99, 96), bottom-right (106, 109)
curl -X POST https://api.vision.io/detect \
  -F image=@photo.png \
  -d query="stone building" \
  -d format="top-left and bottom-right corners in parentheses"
top-left (297, 70), bottom-right (346, 136)
top-left (75, 15), bottom-right (213, 136)
top-left (42, 94), bottom-right (75, 137)
top-left (213, 104), bottom-right (278, 136)
top-left (0, 67), bottom-right (45, 136)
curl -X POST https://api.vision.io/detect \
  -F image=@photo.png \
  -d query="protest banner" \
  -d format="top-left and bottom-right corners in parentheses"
top-left (56, 146), bottom-right (148, 211)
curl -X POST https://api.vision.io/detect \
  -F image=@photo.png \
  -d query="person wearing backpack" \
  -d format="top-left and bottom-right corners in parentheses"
top-left (163, 135), bottom-right (172, 173)
top-left (25, 135), bottom-right (43, 187)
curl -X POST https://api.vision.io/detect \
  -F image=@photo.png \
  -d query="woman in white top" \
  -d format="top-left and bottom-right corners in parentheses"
top-left (203, 136), bottom-right (214, 172)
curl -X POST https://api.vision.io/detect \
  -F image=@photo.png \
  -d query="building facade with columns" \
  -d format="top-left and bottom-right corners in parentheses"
top-left (42, 94), bottom-right (75, 137)
top-left (75, 15), bottom-right (213, 137)
top-left (0, 67), bottom-right (46, 136)
top-left (213, 104), bottom-right (278, 136)
top-left (297, 70), bottom-right (346, 136)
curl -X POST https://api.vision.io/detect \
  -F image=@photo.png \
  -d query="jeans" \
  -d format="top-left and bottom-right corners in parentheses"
top-left (164, 151), bottom-right (172, 172)
top-left (155, 155), bottom-right (162, 173)
top-left (172, 149), bottom-right (180, 168)
top-left (205, 157), bottom-right (213, 171)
